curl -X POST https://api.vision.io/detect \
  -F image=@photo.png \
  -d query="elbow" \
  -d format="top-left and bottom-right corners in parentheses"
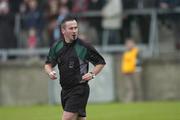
top-left (44, 63), bottom-right (52, 71)
top-left (99, 64), bottom-right (106, 68)
top-left (44, 64), bottom-right (49, 69)
top-left (44, 64), bottom-right (48, 72)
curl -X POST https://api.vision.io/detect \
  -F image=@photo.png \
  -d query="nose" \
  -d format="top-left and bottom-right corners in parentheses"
top-left (73, 28), bottom-right (77, 33)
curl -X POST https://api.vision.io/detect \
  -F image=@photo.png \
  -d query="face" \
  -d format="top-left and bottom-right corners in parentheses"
top-left (125, 40), bottom-right (135, 50)
top-left (29, 0), bottom-right (37, 10)
top-left (61, 20), bottom-right (78, 43)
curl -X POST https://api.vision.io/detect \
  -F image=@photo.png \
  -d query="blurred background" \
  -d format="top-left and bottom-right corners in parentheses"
top-left (0, 0), bottom-right (180, 119)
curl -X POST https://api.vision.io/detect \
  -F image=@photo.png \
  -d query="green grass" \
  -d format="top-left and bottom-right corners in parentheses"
top-left (0, 101), bottom-right (180, 120)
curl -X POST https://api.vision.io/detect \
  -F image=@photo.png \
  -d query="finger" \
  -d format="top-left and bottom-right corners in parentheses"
top-left (82, 74), bottom-right (90, 80)
top-left (52, 77), bottom-right (57, 80)
top-left (82, 75), bottom-right (87, 80)
top-left (51, 77), bottom-right (57, 80)
top-left (82, 74), bottom-right (87, 79)
top-left (82, 76), bottom-right (91, 81)
top-left (50, 74), bottom-right (57, 80)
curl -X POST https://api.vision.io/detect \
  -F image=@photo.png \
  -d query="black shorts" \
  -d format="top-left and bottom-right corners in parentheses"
top-left (61, 83), bottom-right (90, 117)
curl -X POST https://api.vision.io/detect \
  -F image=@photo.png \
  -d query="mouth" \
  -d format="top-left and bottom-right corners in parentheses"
top-left (72, 35), bottom-right (77, 39)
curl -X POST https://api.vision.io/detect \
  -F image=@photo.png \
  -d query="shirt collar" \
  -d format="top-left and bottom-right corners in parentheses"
top-left (62, 38), bottom-right (78, 46)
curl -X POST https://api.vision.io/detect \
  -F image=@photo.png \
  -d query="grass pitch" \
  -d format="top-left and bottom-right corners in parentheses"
top-left (0, 101), bottom-right (180, 120)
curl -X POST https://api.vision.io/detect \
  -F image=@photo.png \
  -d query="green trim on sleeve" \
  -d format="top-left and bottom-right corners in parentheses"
top-left (55, 41), bottom-right (64, 54)
top-left (49, 41), bottom-right (64, 60)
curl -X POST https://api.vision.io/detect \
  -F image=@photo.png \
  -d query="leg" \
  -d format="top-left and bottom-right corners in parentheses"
top-left (62, 111), bottom-right (78, 120)
top-left (133, 72), bottom-right (143, 101)
top-left (61, 85), bottom-right (89, 120)
top-left (124, 75), bottom-right (134, 103)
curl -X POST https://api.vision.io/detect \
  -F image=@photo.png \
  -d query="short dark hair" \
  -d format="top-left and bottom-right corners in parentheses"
top-left (60, 15), bottom-right (77, 28)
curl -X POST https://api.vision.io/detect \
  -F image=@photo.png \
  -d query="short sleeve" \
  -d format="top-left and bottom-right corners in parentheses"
top-left (45, 46), bottom-right (58, 67)
top-left (86, 45), bottom-right (106, 66)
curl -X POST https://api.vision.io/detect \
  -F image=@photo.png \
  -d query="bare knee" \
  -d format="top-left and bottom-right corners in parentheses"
top-left (62, 111), bottom-right (78, 120)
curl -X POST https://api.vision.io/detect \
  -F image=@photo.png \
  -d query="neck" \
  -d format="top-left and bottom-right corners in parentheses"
top-left (64, 38), bottom-right (73, 43)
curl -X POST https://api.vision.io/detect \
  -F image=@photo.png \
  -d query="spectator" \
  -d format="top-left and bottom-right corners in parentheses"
top-left (60, 0), bottom-right (72, 10)
top-left (71, 0), bottom-right (89, 13)
top-left (9, 0), bottom-right (23, 14)
top-left (22, 0), bottom-right (44, 47)
top-left (26, 27), bottom-right (38, 57)
top-left (122, 0), bottom-right (158, 9)
top-left (54, 5), bottom-right (70, 42)
top-left (136, 0), bottom-right (158, 44)
top-left (158, 0), bottom-right (180, 50)
top-left (27, 27), bottom-right (37, 49)
top-left (19, 0), bottom-right (29, 14)
top-left (71, 0), bottom-right (90, 41)
top-left (159, 0), bottom-right (180, 8)
top-left (120, 38), bottom-right (142, 102)
top-left (45, 0), bottom-right (60, 46)
top-left (135, 15), bottom-right (150, 44)
top-left (101, 0), bottom-right (123, 45)
top-left (88, 0), bottom-right (105, 45)
top-left (121, 0), bottom-right (151, 44)
top-left (0, 0), bottom-right (17, 49)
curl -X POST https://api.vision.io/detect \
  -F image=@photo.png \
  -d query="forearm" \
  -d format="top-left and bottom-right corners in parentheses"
top-left (82, 64), bottom-right (105, 81)
top-left (91, 64), bottom-right (105, 75)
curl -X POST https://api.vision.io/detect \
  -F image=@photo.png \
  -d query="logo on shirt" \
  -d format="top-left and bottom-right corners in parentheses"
top-left (69, 61), bottom-right (74, 68)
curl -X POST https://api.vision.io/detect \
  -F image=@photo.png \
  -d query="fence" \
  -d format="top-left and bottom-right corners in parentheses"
top-left (1, 7), bottom-right (180, 60)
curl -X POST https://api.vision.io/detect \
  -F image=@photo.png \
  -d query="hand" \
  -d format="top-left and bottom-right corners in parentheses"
top-left (82, 72), bottom-right (94, 81)
top-left (49, 71), bottom-right (57, 80)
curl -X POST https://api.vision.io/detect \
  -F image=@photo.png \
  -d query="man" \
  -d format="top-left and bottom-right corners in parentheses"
top-left (101, 0), bottom-right (123, 45)
top-left (121, 38), bottom-right (142, 102)
top-left (44, 16), bottom-right (106, 120)
top-left (158, 0), bottom-right (180, 50)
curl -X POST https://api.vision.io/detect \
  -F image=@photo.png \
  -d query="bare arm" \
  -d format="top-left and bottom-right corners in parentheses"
top-left (82, 64), bottom-right (105, 81)
top-left (91, 64), bottom-right (105, 76)
top-left (44, 64), bottom-right (57, 80)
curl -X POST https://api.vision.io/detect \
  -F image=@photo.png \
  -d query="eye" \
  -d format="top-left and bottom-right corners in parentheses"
top-left (69, 27), bottom-right (73, 30)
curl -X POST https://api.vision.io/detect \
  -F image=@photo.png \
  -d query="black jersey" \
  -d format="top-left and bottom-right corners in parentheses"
top-left (45, 38), bottom-right (106, 90)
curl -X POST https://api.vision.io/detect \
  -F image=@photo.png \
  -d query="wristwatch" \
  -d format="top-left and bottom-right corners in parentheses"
top-left (89, 72), bottom-right (96, 79)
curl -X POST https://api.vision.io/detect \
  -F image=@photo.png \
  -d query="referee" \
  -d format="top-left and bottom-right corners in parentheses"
top-left (44, 16), bottom-right (106, 120)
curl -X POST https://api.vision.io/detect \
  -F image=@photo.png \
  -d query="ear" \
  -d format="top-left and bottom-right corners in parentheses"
top-left (61, 28), bottom-right (65, 34)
